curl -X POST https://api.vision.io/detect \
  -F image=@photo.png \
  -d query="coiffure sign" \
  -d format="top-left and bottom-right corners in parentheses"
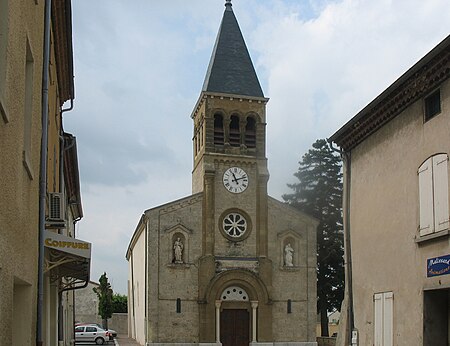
top-left (427, 254), bottom-right (450, 278)
top-left (44, 230), bottom-right (91, 259)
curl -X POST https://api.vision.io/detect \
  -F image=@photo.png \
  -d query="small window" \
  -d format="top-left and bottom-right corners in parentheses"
top-left (176, 298), bottom-right (181, 313)
top-left (424, 89), bottom-right (441, 122)
top-left (229, 115), bottom-right (240, 147)
top-left (245, 117), bottom-right (256, 148)
top-left (75, 327), bottom-right (84, 333)
top-left (85, 326), bottom-right (97, 332)
top-left (214, 114), bottom-right (224, 145)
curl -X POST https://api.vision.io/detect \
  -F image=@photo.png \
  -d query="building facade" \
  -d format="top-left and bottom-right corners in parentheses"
top-left (74, 281), bottom-right (128, 335)
top-left (126, 2), bottom-right (318, 346)
top-left (0, 1), bottom-right (90, 345)
top-left (330, 35), bottom-right (450, 346)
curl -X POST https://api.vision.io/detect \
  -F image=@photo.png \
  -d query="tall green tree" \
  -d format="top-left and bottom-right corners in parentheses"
top-left (93, 272), bottom-right (113, 330)
top-left (112, 293), bottom-right (128, 313)
top-left (283, 139), bottom-right (344, 337)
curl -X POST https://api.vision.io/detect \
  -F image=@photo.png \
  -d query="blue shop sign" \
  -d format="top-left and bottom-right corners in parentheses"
top-left (427, 254), bottom-right (450, 278)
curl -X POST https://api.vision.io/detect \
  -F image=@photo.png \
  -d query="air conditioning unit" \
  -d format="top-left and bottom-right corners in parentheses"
top-left (48, 192), bottom-right (65, 222)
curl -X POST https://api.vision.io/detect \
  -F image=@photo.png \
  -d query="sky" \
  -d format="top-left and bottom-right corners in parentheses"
top-left (65, 0), bottom-right (450, 294)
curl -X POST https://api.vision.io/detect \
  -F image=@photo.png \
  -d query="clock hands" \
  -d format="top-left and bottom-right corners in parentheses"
top-left (231, 172), bottom-right (247, 184)
top-left (223, 167), bottom-right (249, 193)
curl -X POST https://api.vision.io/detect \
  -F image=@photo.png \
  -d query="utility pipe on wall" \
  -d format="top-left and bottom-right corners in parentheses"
top-left (328, 139), bottom-right (354, 346)
top-left (37, 0), bottom-right (52, 345)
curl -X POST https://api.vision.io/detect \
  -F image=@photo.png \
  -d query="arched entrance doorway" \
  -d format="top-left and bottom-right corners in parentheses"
top-left (199, 269), bottom-right (272, 343)
top-left (215, 286), bottom-right (258, 346)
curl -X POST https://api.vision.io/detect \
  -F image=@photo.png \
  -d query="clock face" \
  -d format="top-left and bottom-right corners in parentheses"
top-left (223, 167), bottom-right (249, 193)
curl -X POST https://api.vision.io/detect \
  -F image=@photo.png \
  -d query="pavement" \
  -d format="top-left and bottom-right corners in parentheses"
top-left (113, 334), bottom-right (141, 346)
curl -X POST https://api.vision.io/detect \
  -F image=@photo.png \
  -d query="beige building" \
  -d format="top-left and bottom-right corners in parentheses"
top-left (330, 35), bottom-right (450, 345)
top-left (0, 1), bottom-right (90, 345)
top-left (126, 2), bottom-right (318, 346)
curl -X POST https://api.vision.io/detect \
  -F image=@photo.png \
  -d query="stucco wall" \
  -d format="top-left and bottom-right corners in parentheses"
top-left (349, 77), bottom-right (450, 345)
top-left (1, 1), bottom-right (44, 345)
top-left (129, 223), bottom-right (147, 345)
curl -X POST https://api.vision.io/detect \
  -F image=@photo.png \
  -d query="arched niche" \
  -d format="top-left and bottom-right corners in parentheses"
top-left (277, 229), bottom-right (306, 269)
top-left (164, 224), bottom-right (193, 265)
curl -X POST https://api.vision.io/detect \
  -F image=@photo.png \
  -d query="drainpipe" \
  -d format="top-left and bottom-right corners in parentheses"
top-left (328, 140), bottom-right (354, 345)
top-left (342, 151), bottom-right (355, 345)
top-left (37, 0), bottom-right (52, 345)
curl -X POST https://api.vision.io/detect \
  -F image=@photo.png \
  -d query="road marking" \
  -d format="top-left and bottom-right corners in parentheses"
top-left (114, 338), bottom-right (120, 346)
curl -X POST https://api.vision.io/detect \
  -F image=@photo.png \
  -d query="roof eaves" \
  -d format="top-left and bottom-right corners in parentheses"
top-left (330, 34), bottom-right (450, 151)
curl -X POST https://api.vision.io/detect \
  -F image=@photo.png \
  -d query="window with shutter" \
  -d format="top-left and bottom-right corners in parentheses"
top-left (374, 293), bottom-right (383, 346)
top-left (418, 158), bottom-right (434, 236)
top-left (383, 292), bottom-right (394, 346)
top-left (432, 154), bottom-right (449, 232)
top-left (374, 292), bottom-right (394, 346)
top-left (418, 154), bottom-right (449, 236)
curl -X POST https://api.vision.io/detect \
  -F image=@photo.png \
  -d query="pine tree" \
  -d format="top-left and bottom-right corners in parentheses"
top-left (93, 272), bottom-right (113, 330)
top-left (283, 139), bottom-right (344, 337)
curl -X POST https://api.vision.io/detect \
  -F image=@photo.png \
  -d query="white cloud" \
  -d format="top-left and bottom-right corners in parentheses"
top-left (251, 0), bottom-right (450, 197)
top-left (66, 0), bottom-right (450, 294)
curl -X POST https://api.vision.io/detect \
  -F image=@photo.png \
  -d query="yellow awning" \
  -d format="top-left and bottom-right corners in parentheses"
top-left (44, 230), bottom-right (91, 290)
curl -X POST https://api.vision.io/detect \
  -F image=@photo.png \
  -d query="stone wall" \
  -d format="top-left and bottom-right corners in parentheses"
top-left (316, 337), bottom-right (336, 346)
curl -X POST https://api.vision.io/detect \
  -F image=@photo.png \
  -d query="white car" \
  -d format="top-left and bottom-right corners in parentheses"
top-left (77, 323), bottom-right (117, 338)
top-left (88, 323), bottom-right (117, 338)
top-left (74, 325), bottom-right (111, 344)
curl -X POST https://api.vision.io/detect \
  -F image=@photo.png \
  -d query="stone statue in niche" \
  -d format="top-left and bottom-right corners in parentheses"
top-left (173, 237), bottom-right (184, 263)
top-left (284, 243), bottom-right (294, 267)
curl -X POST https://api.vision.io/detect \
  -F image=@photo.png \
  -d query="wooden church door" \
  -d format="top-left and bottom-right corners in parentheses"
top-left (220, 309), bottom-right (250, 346)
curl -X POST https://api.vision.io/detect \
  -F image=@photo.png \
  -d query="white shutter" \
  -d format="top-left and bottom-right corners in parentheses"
top-left (383, 292), bottom-right (394, 346)
top-left (418, 158), bottom-right (434, 236)
top-left (374, 292), bottom-right (394, 346)
top-left (374, 293), bottom-right (383, 346)
top-left (432, 154), bottom-right (449, 232)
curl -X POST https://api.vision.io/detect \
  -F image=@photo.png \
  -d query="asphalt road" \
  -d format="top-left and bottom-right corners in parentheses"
top-left (74, 340), bottom-right (115, 345)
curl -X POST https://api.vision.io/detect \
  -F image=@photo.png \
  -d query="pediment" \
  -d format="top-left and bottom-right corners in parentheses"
top-left (277, 229), bottom-right (303, 240)
top-left (163, 223), bottom-right (193, 236)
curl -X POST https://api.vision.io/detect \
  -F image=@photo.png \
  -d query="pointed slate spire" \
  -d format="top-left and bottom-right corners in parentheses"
top-left (202, 0), bottom-right (264, 98)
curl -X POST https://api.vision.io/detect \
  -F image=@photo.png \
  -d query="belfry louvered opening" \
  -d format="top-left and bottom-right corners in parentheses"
top-left (245, 117), bottom-right (256, 148)
top-left (214, 113), bottom-right (224, 145)
top-left (229, 115), bottom-right (240, 147)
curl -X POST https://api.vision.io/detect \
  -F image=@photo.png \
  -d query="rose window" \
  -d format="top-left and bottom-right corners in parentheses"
top-left (222, 212), bottom-right (247, 238)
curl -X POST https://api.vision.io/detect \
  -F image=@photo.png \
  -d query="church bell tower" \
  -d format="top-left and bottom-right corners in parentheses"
top-left (127, 2), bottom-right (318, 344)
top-left (191, 1), bottom-right (273, 341)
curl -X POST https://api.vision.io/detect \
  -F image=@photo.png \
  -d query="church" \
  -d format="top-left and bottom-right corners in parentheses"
top-left (126, 2), bottom-right (318, 346)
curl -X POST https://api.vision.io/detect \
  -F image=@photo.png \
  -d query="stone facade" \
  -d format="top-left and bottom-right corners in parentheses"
top-left (127, 2), bottom-right (318, 346)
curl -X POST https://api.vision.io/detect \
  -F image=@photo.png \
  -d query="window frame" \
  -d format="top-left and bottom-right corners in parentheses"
top-left (424, 88), bottom-right (441, 122)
